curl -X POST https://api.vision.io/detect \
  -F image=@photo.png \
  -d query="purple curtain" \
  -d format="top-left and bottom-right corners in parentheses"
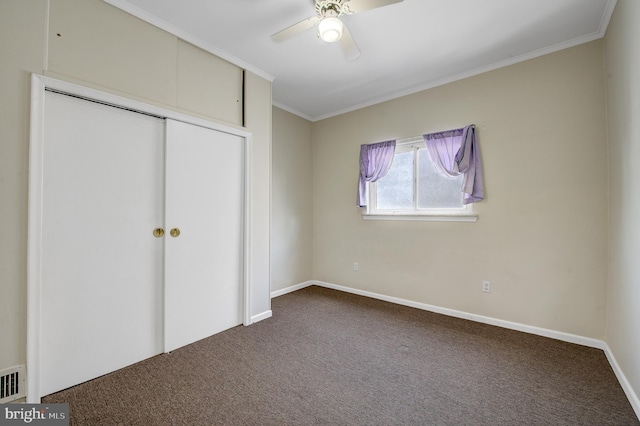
top-left (423, 125), bottom-right (484, 204)
top-left (424, 128), bottom-right (464, 178)
top-left (357, 140), bottom-right (396, 207)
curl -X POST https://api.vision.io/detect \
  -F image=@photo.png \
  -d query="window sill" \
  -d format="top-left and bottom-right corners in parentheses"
top-left (362, 213), bottom-right (478, 222)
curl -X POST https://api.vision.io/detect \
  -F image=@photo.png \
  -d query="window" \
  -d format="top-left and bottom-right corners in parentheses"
top-left (365, 139), bottom-right (476, 221)
top-left (357, 125), bottom-right (483, 221)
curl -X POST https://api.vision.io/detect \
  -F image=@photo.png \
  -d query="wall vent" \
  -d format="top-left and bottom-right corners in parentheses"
top-left (0, 365), bottom-right (26, 403)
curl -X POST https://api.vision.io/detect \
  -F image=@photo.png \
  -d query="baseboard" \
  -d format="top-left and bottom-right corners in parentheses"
top-left (312, 280), bottom-right (604, 348)
top-left (273, 280), bottom-right (604, 347)
top-left (250, 310), bottom-right (272, 324)
top-left (602, 342), bottom-right (640, 419)
top-left (270, 281), bottom-right (314, 298)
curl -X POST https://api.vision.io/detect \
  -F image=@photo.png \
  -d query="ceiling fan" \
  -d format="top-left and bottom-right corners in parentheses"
top-left (271, 0), bottom-right (403, 61)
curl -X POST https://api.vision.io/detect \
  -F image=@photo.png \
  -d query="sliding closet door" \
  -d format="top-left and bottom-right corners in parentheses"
top-left (164, 119), bottom-right (244, 352)
top-left (40, 92), bottom-right (165, 396)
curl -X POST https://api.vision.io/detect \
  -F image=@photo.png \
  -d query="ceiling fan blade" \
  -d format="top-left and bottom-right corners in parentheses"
top-left (271, 16), bottom-right (319, 43)
top-left (344, 0), bottom-right (403, 14)
top-left (340, 25), bottom-right (361, 61)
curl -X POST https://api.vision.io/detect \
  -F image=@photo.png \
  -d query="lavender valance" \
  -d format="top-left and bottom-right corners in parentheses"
top-left (357, 140), bottom-right (396, 207)
top-left (423, 125), bottom-right (484, 204)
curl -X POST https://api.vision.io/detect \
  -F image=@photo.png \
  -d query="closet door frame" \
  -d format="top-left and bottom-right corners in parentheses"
top-left (27, 73), bottom-right (253, 403)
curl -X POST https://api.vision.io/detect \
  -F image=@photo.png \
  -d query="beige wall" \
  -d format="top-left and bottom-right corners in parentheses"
top-left (0, 0), bottom-right (48, 372)
top-left (271, 107), bottom-right (313, 291)
top-left (604, 0), bottom-right (640, 405)
top-left (312, 41), bottom-right (608, 339)
top-left (0, 0), bottom-right (271, 376)
top-left (47, 0), bottom-right (243, 127)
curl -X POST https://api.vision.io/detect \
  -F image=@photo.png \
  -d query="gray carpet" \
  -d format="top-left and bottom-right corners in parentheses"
top-left (43, 285), bottom-right (639, 425)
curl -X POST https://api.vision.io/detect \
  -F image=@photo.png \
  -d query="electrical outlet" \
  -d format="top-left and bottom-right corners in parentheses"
top-left (353, 262), bottom-right (359, 271)
top-left (482, 281), bottom-right (491, 293)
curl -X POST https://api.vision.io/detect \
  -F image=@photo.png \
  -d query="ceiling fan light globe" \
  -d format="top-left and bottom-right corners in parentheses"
top-left (318, 17), bottom-right (343, 42)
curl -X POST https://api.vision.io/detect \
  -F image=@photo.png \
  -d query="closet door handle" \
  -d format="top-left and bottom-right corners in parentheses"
top-left (170, 228), bottom-right (181, 238)
top-left (152, 228), bottom-right (165, 238)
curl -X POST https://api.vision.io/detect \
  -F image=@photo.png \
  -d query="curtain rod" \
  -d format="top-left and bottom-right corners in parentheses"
top-left (396, 124), bottom-right (475, 146)
top-left (396, 136), bottom-right (424, 145)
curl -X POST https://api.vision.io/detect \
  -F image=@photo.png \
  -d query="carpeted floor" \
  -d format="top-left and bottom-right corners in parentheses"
top-left (43, 285), bottom-right (639, 425)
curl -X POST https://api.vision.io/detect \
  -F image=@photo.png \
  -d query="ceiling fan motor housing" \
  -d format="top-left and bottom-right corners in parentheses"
top-left (315, 0), bottom-right (351, 17)
top-left (271, 0), bottom-right (402, 59)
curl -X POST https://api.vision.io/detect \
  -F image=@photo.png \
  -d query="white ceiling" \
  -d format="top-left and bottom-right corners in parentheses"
top-left (107, 0), bottom-right (616, 121)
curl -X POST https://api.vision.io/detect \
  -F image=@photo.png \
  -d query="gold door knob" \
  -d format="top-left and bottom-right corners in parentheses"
top-left (152, 228), bottom-right (165, 238)
top-left (170, 228), bottom-right (181, 238)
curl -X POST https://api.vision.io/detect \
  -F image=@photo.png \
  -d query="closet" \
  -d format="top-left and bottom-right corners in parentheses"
top-left (35, 87), bottom-right (245, 397)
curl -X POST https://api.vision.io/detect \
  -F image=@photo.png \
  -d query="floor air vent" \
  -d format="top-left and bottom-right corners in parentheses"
top-left (0, 365), bottom-right (26, 403)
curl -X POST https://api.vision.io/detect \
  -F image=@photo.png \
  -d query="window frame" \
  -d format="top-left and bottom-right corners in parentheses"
top-left (364, 138), bottom-right (478, 222)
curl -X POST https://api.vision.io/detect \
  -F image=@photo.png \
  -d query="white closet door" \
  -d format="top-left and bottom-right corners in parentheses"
top-left (164, 119), bottom-right (244, 352)
top-left (40, 92), bottom-right (165, 396)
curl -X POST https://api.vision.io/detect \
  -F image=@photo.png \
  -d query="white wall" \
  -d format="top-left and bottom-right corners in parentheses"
top-left (604, 0), bottom-right (640, 407)
top-left (312, 41), bottom-right (608, 339)
top-left (271, 107), bottom-right (313, 292)
top-left (244, 72), bottom-right (273, 318)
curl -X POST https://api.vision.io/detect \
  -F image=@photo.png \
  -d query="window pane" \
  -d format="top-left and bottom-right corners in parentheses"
top-left (376, 151), bottom-right (413, 210)
top-left (417, 150), bottom-right (464, 208)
